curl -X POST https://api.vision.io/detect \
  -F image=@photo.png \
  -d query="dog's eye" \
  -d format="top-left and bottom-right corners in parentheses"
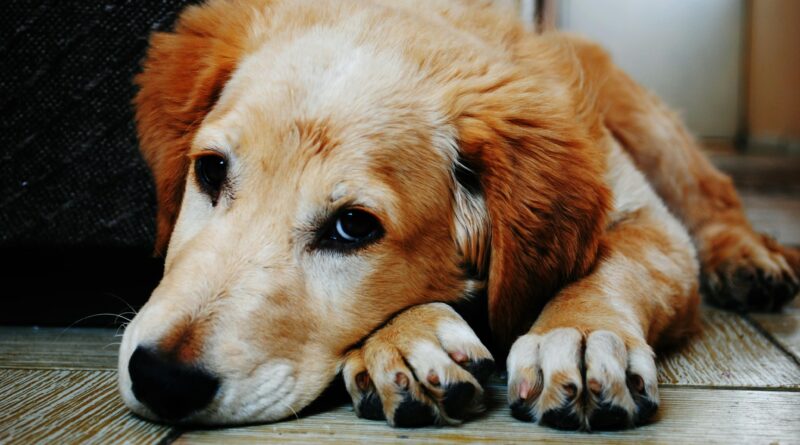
top-left (195, 154), bottom-right (227, 203)
top-left (320, 209), bottom-right (383, 251)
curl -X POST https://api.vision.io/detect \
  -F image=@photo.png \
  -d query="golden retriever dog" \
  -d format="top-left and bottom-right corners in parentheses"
top-left (118, 0), bottom-right (800, 431)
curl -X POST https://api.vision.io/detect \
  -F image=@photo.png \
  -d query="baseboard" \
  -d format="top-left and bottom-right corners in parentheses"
top-left (743, 136), bottom-right (800, 155)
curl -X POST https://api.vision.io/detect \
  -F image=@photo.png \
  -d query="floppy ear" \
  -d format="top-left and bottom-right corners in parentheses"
top-left (134, 2), bottom-right (248, 255)
top-left (450, 70), bottom-right (612, 352)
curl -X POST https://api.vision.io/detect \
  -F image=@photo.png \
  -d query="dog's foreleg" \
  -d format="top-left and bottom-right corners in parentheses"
top-left (506, 143), bottom-right (700, 430)
top-left (596, 50), bottom-right (800, 310)
top-left (341, 302), bottom-right (495, 427)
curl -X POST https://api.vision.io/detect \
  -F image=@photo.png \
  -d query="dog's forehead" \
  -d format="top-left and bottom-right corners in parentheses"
top-left (200, 24), bottom-right (456, 155)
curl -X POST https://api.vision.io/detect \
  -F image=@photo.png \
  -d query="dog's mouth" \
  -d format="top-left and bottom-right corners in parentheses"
top-left (119, 346), bottom-right (306, 425)
top-left (116, 312), bottom-right (332, 425)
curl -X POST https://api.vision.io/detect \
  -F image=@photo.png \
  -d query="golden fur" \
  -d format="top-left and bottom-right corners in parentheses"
top-left (119, 0), bottom-right (799, 431)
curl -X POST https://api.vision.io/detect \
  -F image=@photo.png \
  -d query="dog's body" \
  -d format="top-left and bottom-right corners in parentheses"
top-left (119, 0), bottom-right (800, 431)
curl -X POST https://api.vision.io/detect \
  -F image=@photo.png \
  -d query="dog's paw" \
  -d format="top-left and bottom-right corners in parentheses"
top-left (342, 303), bottom-right (494, 427)
top-left (699, 225), bottom-right (799, 312)
top-left (507, 328), bottom-right (658, 431)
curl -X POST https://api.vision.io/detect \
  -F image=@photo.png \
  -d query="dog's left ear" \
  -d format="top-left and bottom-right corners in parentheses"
top-left (135, 2), bottom-right (249, 255)
top-left (450, 70), bottom-right (611, 351)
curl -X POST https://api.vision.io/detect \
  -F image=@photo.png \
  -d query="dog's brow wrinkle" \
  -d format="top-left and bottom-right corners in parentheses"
top-left (295, 117), bottom-right (338, 158)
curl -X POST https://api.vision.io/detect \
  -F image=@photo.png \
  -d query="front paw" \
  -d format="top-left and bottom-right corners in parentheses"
top-left (342, 303), bottom-right (495, 427)
top-left (507, 328), bottom-right (658, 430)
top-left (700, 225), bottom-right (799, 312)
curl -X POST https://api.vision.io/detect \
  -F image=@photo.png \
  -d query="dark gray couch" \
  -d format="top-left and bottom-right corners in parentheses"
top-left (1, 1), bottom-right (199, 325)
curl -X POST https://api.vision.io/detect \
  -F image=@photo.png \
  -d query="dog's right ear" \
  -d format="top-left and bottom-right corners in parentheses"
top-left (448, 62), bottom-right (611, 354)
top-left (135, 2), bottom-right (248, 255)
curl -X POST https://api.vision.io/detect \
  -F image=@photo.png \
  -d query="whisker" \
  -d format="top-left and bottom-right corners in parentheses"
top-left (115, 312), bottom-right (136, 324)
top-left (59, 312), bottom-right (134, 338)
top-left (279, 400), bottom-right (300, 421)
top-left (104, 292), bottom-right (139, 316)
top-left (115, 323), bottom-right (129, 338)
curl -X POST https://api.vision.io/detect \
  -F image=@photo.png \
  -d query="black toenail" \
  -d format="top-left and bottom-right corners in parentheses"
top-left (464, 358), bottom-right (495, 384)
top-left (510, 399), bottom-right (535, 422)
top-left (442, 382), bottom-right (476, 419)
top-left (541, 407), bottom-right (581, 430)
top-left (393, 395), bottom-right (436, 427)
top-left (589, 402), bottom-right (630, 430)
top-left (357, 391), bottom-right (385, 420)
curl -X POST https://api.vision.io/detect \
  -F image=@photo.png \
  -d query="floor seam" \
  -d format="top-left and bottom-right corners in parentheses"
top-left (742, 314), bottom-right (800, 367)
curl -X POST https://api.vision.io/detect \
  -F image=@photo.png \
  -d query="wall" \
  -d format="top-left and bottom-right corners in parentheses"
top-left (557, 0), bottom-right (745, 139)
top-left (748, 0), bottom-right (800, 148)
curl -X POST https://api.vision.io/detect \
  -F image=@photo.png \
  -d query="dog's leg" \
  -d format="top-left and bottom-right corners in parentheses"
top-left (507, 143), bottom-right (700, 430)
top-left (342, 302), bottom-right (495, 427)
top-left (590, 45), bottom-right (800, 310)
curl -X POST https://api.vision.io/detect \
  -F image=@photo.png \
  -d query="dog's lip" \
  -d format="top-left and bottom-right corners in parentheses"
top-left (175, 360), bottom-right (300, 425)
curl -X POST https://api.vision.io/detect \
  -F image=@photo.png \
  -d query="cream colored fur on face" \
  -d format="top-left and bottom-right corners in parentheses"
top-left (121, 3), bottom-right (473, 423)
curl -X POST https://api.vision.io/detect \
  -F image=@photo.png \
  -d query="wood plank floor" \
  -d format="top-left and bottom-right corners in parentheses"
top-left (2, 152), bottom-right (799, 444)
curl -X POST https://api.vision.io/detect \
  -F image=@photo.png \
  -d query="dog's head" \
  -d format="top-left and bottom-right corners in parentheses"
top-left (119, 0), bottom-right (608, 425)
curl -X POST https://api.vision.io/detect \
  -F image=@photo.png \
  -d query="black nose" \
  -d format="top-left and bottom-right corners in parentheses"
top-left (128, 346), bottom-right (219, 421)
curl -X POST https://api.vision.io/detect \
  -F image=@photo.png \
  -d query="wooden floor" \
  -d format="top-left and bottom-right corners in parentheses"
top-left (2, 152), bottom-right (799, 444)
